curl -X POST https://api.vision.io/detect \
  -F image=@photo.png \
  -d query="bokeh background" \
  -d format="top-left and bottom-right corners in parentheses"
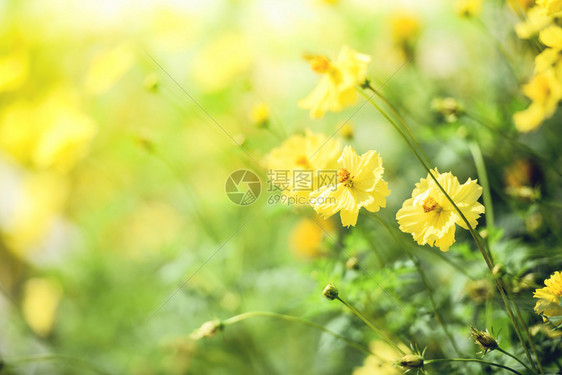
top-left (0, 0), bottom-right (561, 374)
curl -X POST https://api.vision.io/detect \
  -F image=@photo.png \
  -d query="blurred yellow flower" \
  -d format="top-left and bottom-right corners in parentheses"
top-left (537, 0), bottom-right (562, 15)
top-left (515, 6), bottom-right (552, 39)
top-left (396, 169), bottom-right (485, 252)
top-left (191, 32), bottom-right (252, 93)
top-left (455, 0), bottom-right (483, 17)
top-left (289, 217), bottom-right (334, 258)
top-left (249, 102), bottom-right (270, 127)
top-left (539, 25), bottom-right (562, 48)
top-left (0, 50), bottom-right (28, 93)
top-left (513, 68), bottom-right (562, 132)
top-left (0, 90), bottom-right (97, 172)
top-left (353, 341), bottom-right (407, 375)
top-left (534, 271), bottom-right (562, 324)
top-left (22, 277), bottom-right (62, 337)
top-left (310, 146), bottom-right (390, 227)
top-left (2, 172), bottom-right (68, 255)
top-left (390, 11), bottom-right (420, 45)
top-left (85, 43), bottom-right (135, 95)
top-left (299, 46), bottom-right (371, 119)
top-left (264, 130), bottom-right (341, 205)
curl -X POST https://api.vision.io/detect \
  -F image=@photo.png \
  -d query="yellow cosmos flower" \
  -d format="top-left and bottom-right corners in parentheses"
top-left (515, 6), bottom-right (552, 39)
top-left (264, 130), bottom-right (341, 205)
top-left (513, 68), bottom-right (562, 132)
top-left (289, 217), bottom-right (334, 258)
top-left (533, 271), bottom-right (562, 324)
top-left (299, 46), bottom-right (371, 119)
top-left (309, 146), bottom-right (390, 227)
top-left (537, 0), bottom-right (562, 16)
top-left (396, 169), bottom-right (485, 252)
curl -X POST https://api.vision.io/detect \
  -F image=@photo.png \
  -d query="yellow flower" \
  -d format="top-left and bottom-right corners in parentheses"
top-left (264, 130), bottom-right (341, 205)
top-left (310, 146), bottom-right (390, 227)
top-left (515, 6), bottom-right (552, 39)
top-left (390, 11), bottom-right (420, 45)
top-left (396, 168), bottom-right (485, 252)
top-left (85, 43), bottom-right (135, 95)
top-left (513, 68), bottom-right (562, 132)
top-left (533, 271), bottom-right (562, 323)
top-left (249, 102), bottom-right (269, 127)
top-left (537, 0), bottom-right (562, 16)
top-left (299, 46), bottom-right (371, 119)
top-left (455, 0), bottom-right (483, 17)
top-left (289, 217), bottom-right (334, 258)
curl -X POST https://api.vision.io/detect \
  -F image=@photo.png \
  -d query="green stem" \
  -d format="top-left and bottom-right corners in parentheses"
top-left (361, 87), bottom-right (538, 372)
top-left (468, 141), bottom-right (496, 264)
top-left (425, 358), bottom-right (522, 375)
top-left (222, 311), bottom-right (372, 356)
top-left (498, 347), bottom-right (536, 374)
top-left (335, 296), bottom-right (406, 355)
top-left (3, 354), bottom-right (112, 375)
top-left (370, 214), bottom-right (461, 356)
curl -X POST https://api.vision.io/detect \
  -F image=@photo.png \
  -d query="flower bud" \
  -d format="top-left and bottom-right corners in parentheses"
top-left (397, 354), bottom-right (424, 369)
top-left (190, 320), bottom-right (223, 340)
top-left (470, 327), bottom-right (498, 354)
top-left (346, 257), bottom-right (359, 270)
top-left (322, 284), bottom-right (339, 300)
top-left (492, 263), bottom-right (504, 277)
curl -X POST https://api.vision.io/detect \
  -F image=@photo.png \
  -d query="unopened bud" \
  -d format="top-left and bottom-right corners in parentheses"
top-left (346, 257), bottom-right (359, 270)
top-left (397, 354), bottom-right (424, 369)
top-left (190, 320), bottom-right (223, 340)
top-left (322, 284), bottom-right (339, 300)
top-left (492, 263), bottom-right (504, 277)
top-left (470, 327), bottom-right (498, 354)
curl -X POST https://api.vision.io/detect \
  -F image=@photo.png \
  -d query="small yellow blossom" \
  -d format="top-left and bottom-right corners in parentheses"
top-left (537, 0), bottom-right (562, 16)
top-left (249, 102), bottom-right (270, 127)
top-left (264, 130), bottom-right (341, 205)
top-left (390, 11), bottom-right (420, 45)
top-left (513, 68), bottom-right (562, 132)
top-left (299, 46), bottom-right (371, 119)
top-left (310, 146), bottom-right (390, 227)
top-left (533, 271), bottom-right (562, 324)
top-left (455, 0), bottom-right (483, 17)
top-left (396, 168), bottom-right (485, 252)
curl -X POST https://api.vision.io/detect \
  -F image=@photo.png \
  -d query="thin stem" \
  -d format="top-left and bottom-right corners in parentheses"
top-left (222, 311), bottom-right (372, 357)
top-left (3, 354), bottom-right (112, 375)
top-left (425, 358), bottom-right (522, 375)
top-left (363, 83), bottom-right (432, 167)
top-left (335, 296), bottom-right (406, 355)
top-left (361, 87), bottom-right (538, 371)
top-left (468, 141), bottom-right (496, 266)
top-left (370, 214), bottom-right (461, 356)
top-left (498, 347), bottom-right (536, 374)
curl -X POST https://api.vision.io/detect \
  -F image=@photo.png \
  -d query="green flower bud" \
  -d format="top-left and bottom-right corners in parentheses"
top-left (322, 284), bottom-right (339, 300)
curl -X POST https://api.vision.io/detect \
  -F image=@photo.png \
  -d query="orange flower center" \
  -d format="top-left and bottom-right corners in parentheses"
top-left (422, 196), bottom-right (439, 213)
top-left (308, 55), bottom-right (332, 74)
top-left (295, 156), bottom-right (311, 169)
top-left (338, 168), bottom-right (353, 187)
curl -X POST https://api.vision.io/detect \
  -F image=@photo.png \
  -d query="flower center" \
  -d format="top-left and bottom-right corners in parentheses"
top-left (308, 55), bottom-right (332, 74)
top-left (338, 168), bottom-right (353, 187)
top-left (295, 156), bottom-right (311, 169)
top-left (422, 196), bottom-right (440, 213)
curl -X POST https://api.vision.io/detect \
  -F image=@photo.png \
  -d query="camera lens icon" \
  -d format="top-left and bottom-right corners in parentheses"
top-left (225, 169), bottom-right (261, 206)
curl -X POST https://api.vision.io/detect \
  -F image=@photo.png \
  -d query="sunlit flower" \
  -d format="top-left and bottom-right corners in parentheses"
top-left (310, 146), bottom-right (390, 227)
top-left (299, 46), bottom-right (371, 119)
top-left (390, 11), bottom-right (420, 45)
top-left (537, 0), bottom-right (562, 16)
top-left (513, 68), bottom-right (562, 132)
top-left (264, 130), bottom-right (341, 205)
top-left (533, 271), bottom-right (562, 324)
top-left (249, 102), bottom-right (270, 128)
top-left (396, 168), bottom-right (485, 252)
